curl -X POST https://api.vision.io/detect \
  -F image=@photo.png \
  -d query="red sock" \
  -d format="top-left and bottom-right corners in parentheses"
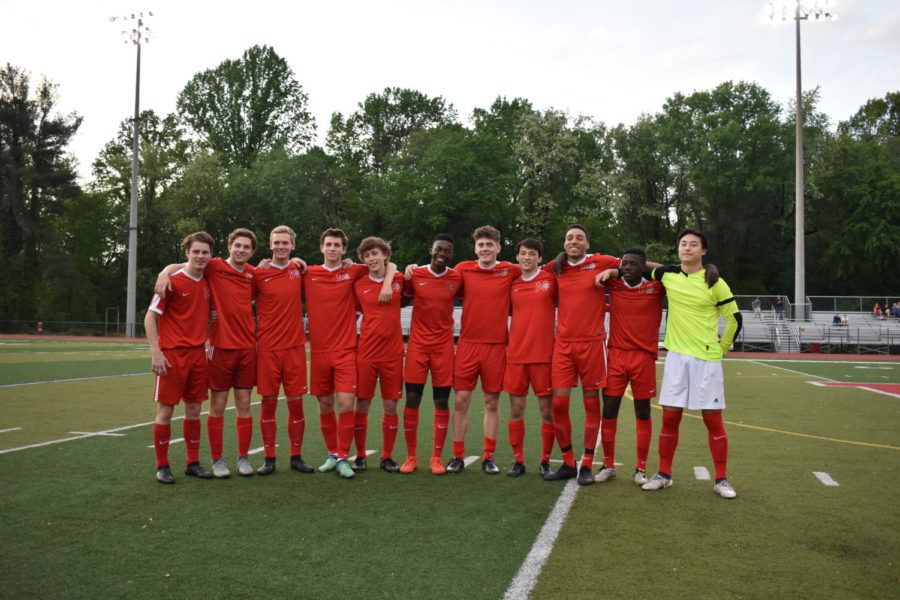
top-left (552, 396), bottom-right (575, 467)
top-left (337, 410), bottom-right (355, 460)
top-left (382, 413), bottom-right (399, 459)
top-left (286, 399), bottom-right (305, 456)
top-left (354, 411), bottom-right (369, 458)
top-left (508, 420), bottom-right (525, 463)
top-left (320, 410), bottom-right (338, 455)
top-left (183, 418), bottom-right (201, 464)
top-left (658, 409), bottom-right (683, 476)
top-left (635, 417), bottom-right (652, 471)
top-left (703, 412), bottom-right (729, 480)
top-left (452, 440), bottom-right (465, 459)
top-left (403, 407), bottom-right (419, 457)
top-left (483, 436), bottom-right (497, 460)
top-left (540, 422), bottom-right (555, 462)
top-left (153, 423), bottom-right (171, 468)
top-left (207, 415), bottom-right (224, 460)
top-left (600, 417), bottom-right (617, 469)
top-left (260, 399), bottom-right (278, 458)
top-left (236, 416), bottom-right (253, 456)
top-left (582, 396), bottom-right (601, 469)
top-left (432, 409), bottom-right (450, 457)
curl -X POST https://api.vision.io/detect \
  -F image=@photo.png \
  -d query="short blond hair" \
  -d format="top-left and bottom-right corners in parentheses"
top-left (270, 225), bottom-right (296, 244)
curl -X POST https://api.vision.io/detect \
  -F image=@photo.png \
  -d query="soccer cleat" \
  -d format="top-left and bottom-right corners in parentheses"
top-left (336, 459), bottom-right (355, 479)
top-left (351, 456), bottom-right (368, 473)
top-left (184, 462), bottom-right (213, 479)
top-left (429, 456), bottom-right (447, 475)
top-left (539, 461), bottom-right (552, 478)
top-left (257, 456), bottom-right (276, 476)
top-left (211, 458), bottom-right (231, 479)
top-left (507, 462), bottom-right (526, 478)
top-left (399, 456), bottom-right (418, 474)
top-left (380, 457), bottom-right (400, 473)
top-left (482, 458), bottom-right (500, 475)
top-left (318, 455), bottom-right (339, 473)
top-left (714, 479), bottom-right (737, 499)
top-left (446, 457), bottom-right (465, 474)
top-left (237, 456), bottom-right (254, 477)
top-left (594, 467), bottom-right (617, 483)
top-left (577, 466), bottom-right (595, 486)
top-left (633, 469), bottom-right (649, 486)
top-left (641, 472), bottom-right (673, 491)
top-left (156, 465), bottom-right (175, 484)
top-left (544, 463), bottom-right (577, 481)
top-left (290, 455), bottom-right (315, 473)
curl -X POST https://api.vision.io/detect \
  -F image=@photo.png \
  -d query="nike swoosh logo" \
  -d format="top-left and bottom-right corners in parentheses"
top-left (418, 282), bottom-right (427, 286)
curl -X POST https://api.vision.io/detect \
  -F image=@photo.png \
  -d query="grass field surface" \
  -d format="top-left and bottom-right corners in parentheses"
top-left (1, 338), bottom-right (898, 599)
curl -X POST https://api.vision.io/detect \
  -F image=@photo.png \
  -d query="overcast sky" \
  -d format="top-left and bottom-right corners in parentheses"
top-left (2, 0), bottom-right (898, 183)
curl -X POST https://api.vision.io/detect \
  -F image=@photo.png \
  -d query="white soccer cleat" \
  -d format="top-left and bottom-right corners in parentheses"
top-left (641, 472), bottom-right (673, 491)
top-left (236, 456), bottom-right (254, 477)
top-left (714, 479), bottom-right (737, 499)
top-left (594, 467), bottom-right (617, 482)
top-left (211, 458), bottom-right (231, 478)
top-left (632, 469), bottom-right (649, 486)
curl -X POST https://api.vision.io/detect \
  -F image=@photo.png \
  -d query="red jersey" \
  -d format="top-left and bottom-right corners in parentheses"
top-left (255, 261), bottom-right (306, 351)
top-left (355, 273), bottom-right (405, 361)
top-left (508, 269), bottom-right (557, 364)
top-left (404, 265), bottom-right (462, 353)
top-left (456, 260), bottom-right (521, 344)
top-left (304, 263), bottom-right (368, 353)
top-left (148, 269), bottom-right (211, 349)
top-left (606, 277), bottom-right (665, 357)
top-left (547, 253), bottom-right (620, 341)
top-left (204, 257), bottom-right (256, 349)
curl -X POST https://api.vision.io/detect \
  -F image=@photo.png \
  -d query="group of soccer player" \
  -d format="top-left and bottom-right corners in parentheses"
top-left (146, 222), bottom-right (743, 499)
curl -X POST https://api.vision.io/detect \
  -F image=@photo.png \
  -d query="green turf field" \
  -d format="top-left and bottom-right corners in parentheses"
top-left (1, 339), bottom-right (898, 599)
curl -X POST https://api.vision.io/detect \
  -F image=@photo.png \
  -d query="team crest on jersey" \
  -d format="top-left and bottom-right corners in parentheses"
top-left (289, 269), bottom-right (300, 279)
top-left (495, 269), bottom-right (509, 278)
top-left (448, 284), bottom-right (456, 291)
top-left (581, 263), bottom-right (596, 271)
top-left (392, 282), bottom-right (401, 292)
top-left (536, 280), bottom-right (551, 292)
top-left (336, 272), bottom-right (351, 282)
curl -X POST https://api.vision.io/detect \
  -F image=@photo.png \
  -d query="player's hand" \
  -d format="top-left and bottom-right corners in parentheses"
top-left (154, 272), bottom-right (172, 298)
top-left (342, 258), bottom-right (354, 269)
top-left (595, 268), bottom-right (617, 287)
top-left (705, 263), bottom-right (719, 288)
top-left (292, 257), bottom-right (307, 272)
top-left (404, 264), bottom-right (418, 280)
top-left (257, 258), bottom-right (272, 270)
top-left (151, 350), bottom-right (171, 377)
top-left (378, 289), bottom-right (392, 303)
top-left (209, 310), bottom-right (219, 323)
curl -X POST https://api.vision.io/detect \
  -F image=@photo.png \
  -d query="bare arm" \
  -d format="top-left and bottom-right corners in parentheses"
top-left (144, 310), bottom-right (171, 377)
top-left (380, 263), bottom-right (398, 303)
top-left (154, 263), bottom-right (186, 297)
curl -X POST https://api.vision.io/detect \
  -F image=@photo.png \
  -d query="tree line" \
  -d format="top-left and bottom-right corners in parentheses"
top-left (1, 45), bottom-right (897, 323)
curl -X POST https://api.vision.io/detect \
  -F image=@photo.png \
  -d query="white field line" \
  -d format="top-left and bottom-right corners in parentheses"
top-left (0, 372), bottom-right (150, 388)
top-left (0, 427), bottom-right (22, 434)
top-left (813, 471), bottom-right (840, 486)
top-left (747, 360), bottom-right (839, 382)
top-left (734, 358), bottom-right (897, 365)
top-left (463, 455), bottom-right (480, 467)
top-left (70, 431), bottom-right (125, 437)
top-left (1, 400), bottom-right (266, 455)
top-left (503, 480), bottom-right (580, 600)
top-left (247, 445), bottom-right (275, 455)
top-left (693, 466), bottom-right (711, 480)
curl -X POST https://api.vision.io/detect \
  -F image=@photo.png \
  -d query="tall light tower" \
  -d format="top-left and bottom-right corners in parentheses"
top-left (111, 12), bottom-right (152, 337)
top-left (768, 1), bottom-right (834, 321)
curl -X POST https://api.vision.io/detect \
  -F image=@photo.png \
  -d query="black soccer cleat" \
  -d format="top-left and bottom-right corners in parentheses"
top-left (507, 462), bottom-right (526, 478)
top-left (446, 457), bottom-right (465, 474)
top-left (380, 457), bottom-right (400, 473)
top-left (184, 462), bottom-right (213, 479)
top-left (539, 461), bottom-right (552, 478)
top-left (577, 466), bottom-right (595, 486)
top-left (156, 465), bottom-right (175, 484)
top-left (543, 463), bottom-right (577, 481)
top-left (351, 456), bottom-right (368, 473)
top-left (257, 456), bottom-right (276, 476)
top-left (290, 455), bottom-right (315, 473)
top-left (482, 458), bottom-right (500, 475)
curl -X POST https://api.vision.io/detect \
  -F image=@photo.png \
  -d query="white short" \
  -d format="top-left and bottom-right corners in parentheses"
top-left (659, 350), bottom-right (726, 410)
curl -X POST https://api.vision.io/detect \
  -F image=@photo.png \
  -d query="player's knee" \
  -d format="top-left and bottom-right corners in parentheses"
top-left (634, 400), bottom-right (651, 420)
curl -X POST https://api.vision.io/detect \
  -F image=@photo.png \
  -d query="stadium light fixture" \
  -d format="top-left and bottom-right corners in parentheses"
top-left (766, 1), bottom-right (834, 321)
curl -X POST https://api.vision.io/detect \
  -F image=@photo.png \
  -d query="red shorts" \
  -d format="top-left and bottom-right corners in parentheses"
top-left (404, 348), bottom-right (454, 387)
top-left (453, 341), bottom-right (506, 393)
top-left (257, 346), bottom-right (308, 397)
top-left (309, 348), bottom-right (357, 397)
top-left (503, 362), bottom-right (552, 397)
top-left (207, 346), bottom-right (256, 391)
top-left (604, 348), bottom-right (658, 398)
top-left (551, 339), bottom-right (607, 391)
top-left (357, 358), bottom-right (403, 400)
top-left (153, 346), bottom-right (208, 405)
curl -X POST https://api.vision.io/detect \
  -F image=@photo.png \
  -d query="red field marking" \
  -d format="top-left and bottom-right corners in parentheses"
top-left (810, 381), bottom-right (900, 398)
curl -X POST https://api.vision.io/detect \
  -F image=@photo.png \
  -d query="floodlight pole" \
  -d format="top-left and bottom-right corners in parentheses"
top-left (793, 4), bottom-right (806, 321)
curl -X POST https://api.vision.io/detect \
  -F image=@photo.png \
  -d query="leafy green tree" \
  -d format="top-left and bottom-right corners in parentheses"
top-left (177, 45), bottom-right (315, 169)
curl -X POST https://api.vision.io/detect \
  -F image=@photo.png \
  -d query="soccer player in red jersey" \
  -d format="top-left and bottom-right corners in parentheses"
top-left (504, 238), bottom-right (557, 478)
top-left (447, 225), bottom-right (521, 475)
top-left (305, 228), bottom-right (395, 479)
top-left (145, 232), bottom-right (215, 484)
top-left (254, 225), bottom-right (315, 476)
top-left (594, 248), bottom-right (664, 486)
top-left (399, 234), bottom-right (460, 475)
top-left (155, 228), bottom-right (258, 479)
top-left (352, 237), bottom-right (406, 473)
top-left (543, 224), bottom-right (620, 485)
